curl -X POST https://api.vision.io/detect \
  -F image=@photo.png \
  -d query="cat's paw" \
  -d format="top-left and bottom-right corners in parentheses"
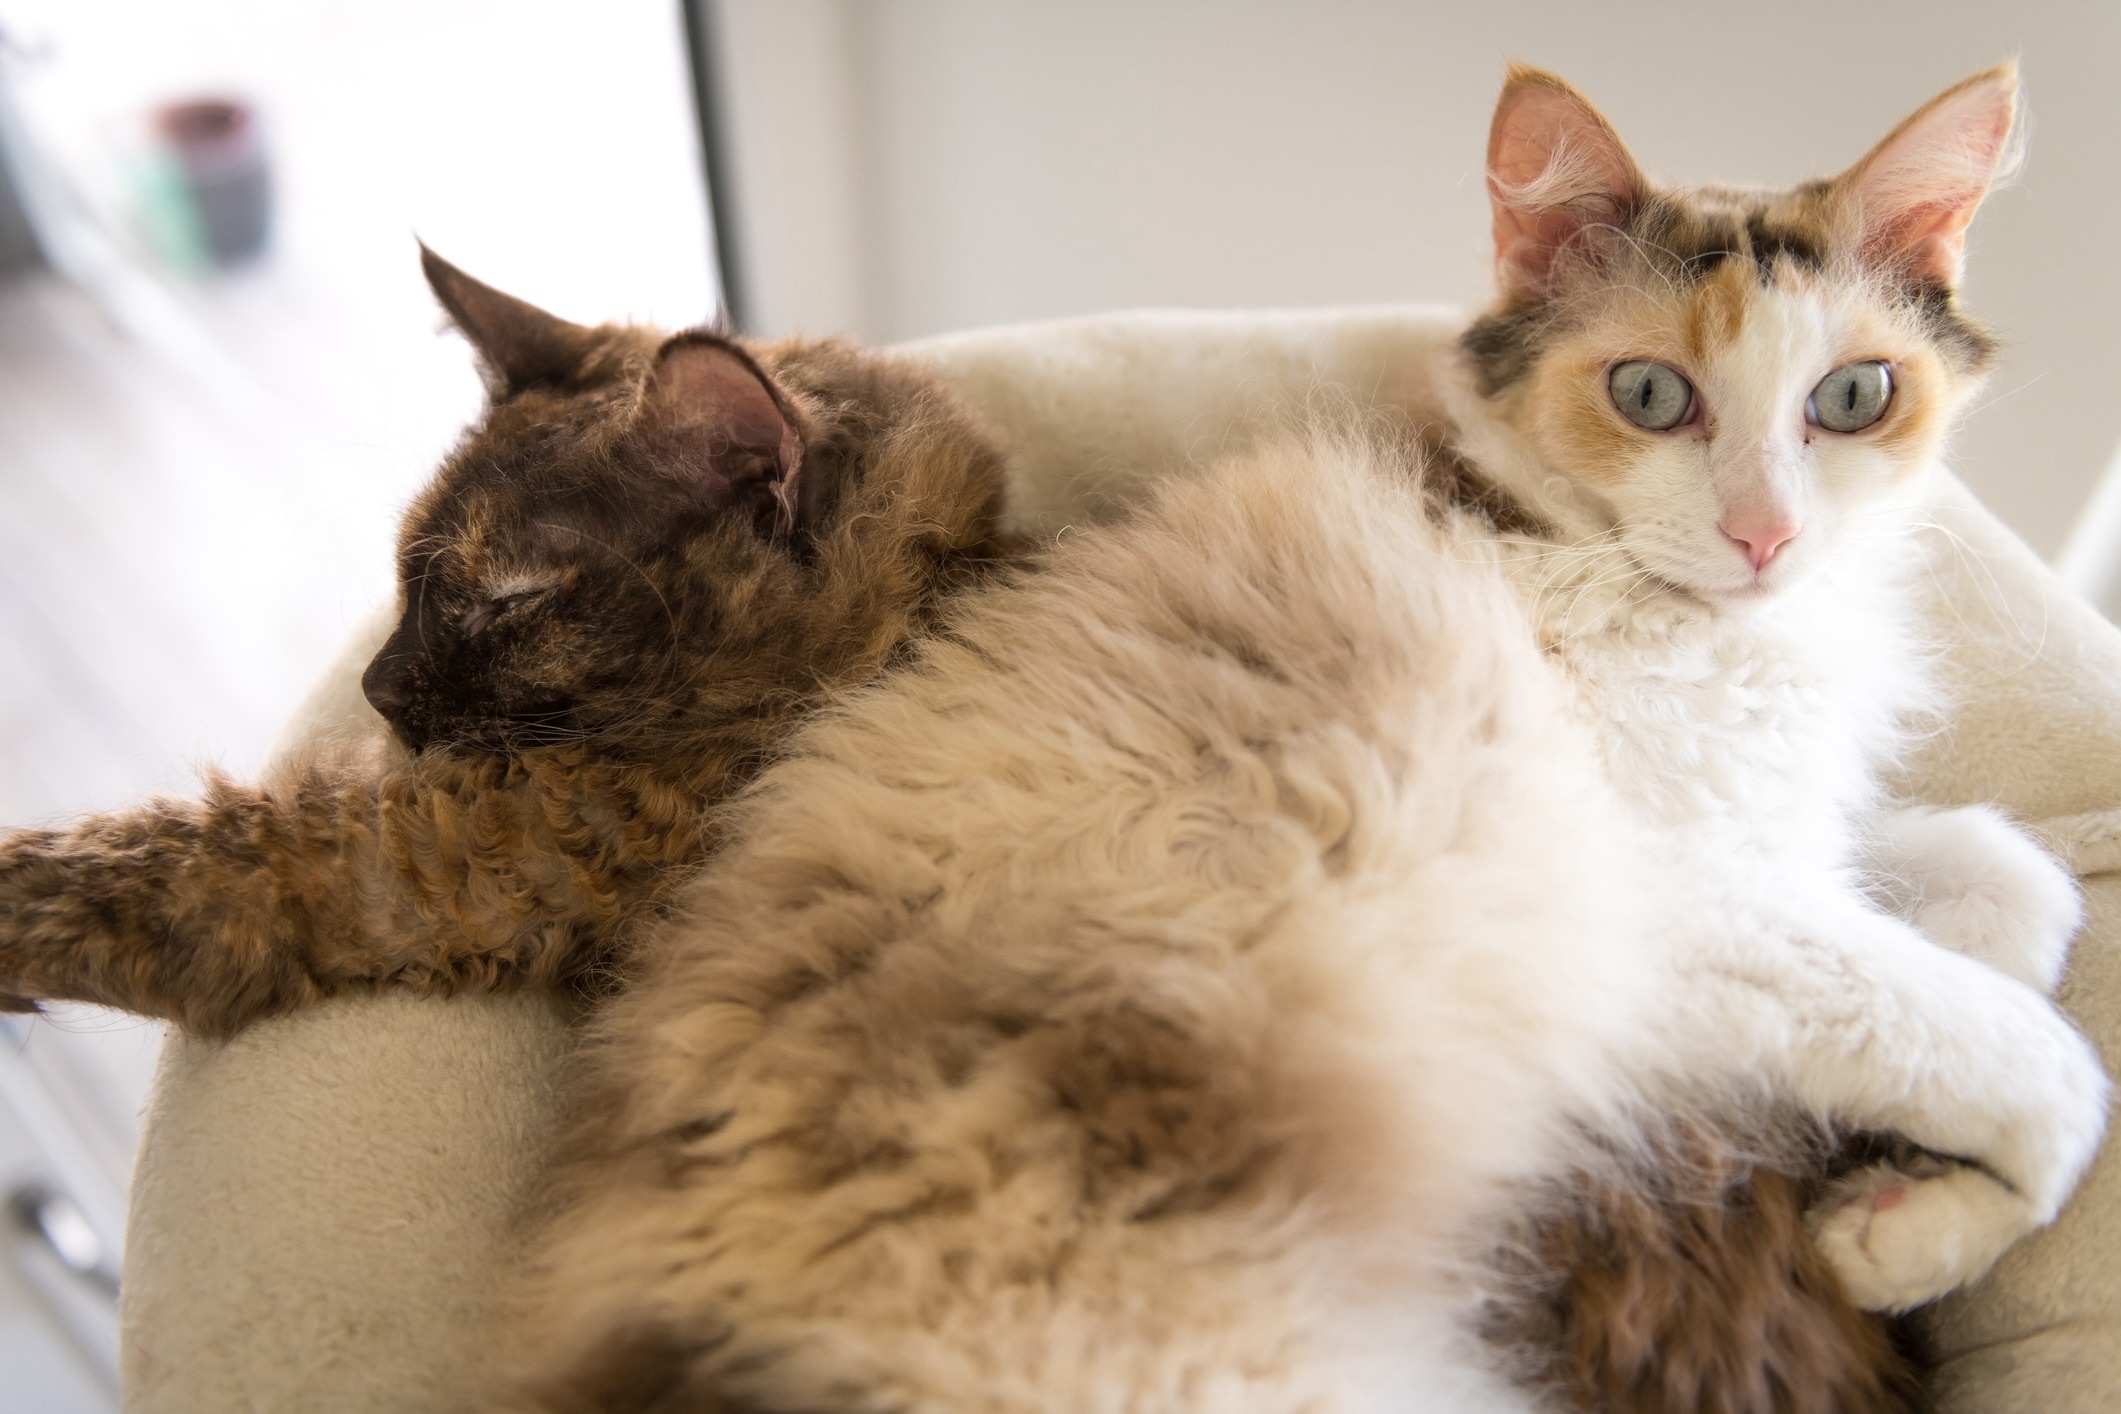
top-left (1807, 1159), bottom-right (2031, 1312)
top-left (1873, 805), bottom-right (2081, 993)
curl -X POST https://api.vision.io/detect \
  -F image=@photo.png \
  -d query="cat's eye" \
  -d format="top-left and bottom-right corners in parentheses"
top-left (1608, 361), bottom-right (1695, 431)
top-left (1807, 361), bottom-right (1893, 433)
top-left (460, 590), bottom-right (549, 637)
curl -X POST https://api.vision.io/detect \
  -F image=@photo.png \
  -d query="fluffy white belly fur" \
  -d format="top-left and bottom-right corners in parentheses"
top-left (507, 434), bottom-right (2105, 1413)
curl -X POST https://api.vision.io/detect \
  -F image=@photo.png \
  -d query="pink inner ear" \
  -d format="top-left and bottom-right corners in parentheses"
top-left (1486, 74), bottom-right (1645, 294)
top-left (1847, 69), bottom-right (2018, 284)
top-left (652, 341), bottom-right (804, 528)
top-left (656, 342), bottom-right (790, 450)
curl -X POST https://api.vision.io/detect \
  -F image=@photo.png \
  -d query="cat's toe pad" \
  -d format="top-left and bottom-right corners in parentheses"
top-left (1808, 1161), bottom-right (2030, 1313)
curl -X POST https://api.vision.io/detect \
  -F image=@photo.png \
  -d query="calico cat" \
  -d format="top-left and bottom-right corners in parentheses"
top-left (0, 246), bottom-right (1010, 1036)
top-left (1447, 65), bottom-right (2090, 1413)
top-left (486, 66), bottom-right (2107, 1414)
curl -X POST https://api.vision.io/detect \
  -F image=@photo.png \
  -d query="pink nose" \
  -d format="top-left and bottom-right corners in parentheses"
top-left (1721, 513), bottom-right (1799, 573)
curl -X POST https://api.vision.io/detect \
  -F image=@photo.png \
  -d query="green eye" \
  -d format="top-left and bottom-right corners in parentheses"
top-left (1809, 361), bottom-right (1893, 433)
top-left (1609, 361), bottom-right (1695, 431)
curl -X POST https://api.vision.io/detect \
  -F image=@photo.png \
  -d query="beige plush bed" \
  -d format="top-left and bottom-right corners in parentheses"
top-left (118, 308), bottom-right (2120, 1412)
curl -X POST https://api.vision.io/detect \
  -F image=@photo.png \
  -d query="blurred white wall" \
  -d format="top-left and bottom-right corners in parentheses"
top-left (710, 0), bottom-right (2121, 561)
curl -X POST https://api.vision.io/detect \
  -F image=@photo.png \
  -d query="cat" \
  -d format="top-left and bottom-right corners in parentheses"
top-left (1444, 64), bottom-right (2092, 1412)
top-left (0, 245), bottom-right (1012, 1037)
top-left (482, 65), bottom-right (2108, 1414)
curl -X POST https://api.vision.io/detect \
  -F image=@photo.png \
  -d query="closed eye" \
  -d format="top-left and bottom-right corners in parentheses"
top-left (460, 589), bottom-right (551, 636)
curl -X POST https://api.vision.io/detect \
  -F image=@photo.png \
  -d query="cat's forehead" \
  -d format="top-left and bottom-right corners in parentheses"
top-left (1585, 261), bottom-right (1877, 374)
top-left (1606, 266), bottom-right (1983, 400)
top-left (1480, 188), bottom-right (1994, 395)
top-left (411, 394), bottom-right (655, 547)
top-left (1470, 186), bottom-right (1818, 395)
top-left (1617, 185), bottom-right (1991, 370)
top-left (1626, 183), bottom-right (1837, 280)
top-left (405, 471), bottom-right (588, 588)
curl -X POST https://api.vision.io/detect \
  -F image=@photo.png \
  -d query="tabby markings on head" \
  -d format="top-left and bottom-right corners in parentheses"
top-left (1456, 64), bottom-right (2018, 601)
top-left (1464, 188), bottom-right (1994, 402)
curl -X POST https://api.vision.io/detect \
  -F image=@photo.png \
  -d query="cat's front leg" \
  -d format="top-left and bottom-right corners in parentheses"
top-left (0, 785), bottom-right (336, 1032)
top-left (1693, 892), bottom-right (2109, 1311)
top-left (0, 750), bottom-right (671, 1036)
top-left (1868, 804), bottom-right (2080, 993)
top-left (1822, 805), bottom-right (2089, 1308)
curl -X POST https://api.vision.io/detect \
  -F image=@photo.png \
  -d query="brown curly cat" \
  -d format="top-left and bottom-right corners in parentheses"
top-left (0, 248), bottom-right (1011, 1037)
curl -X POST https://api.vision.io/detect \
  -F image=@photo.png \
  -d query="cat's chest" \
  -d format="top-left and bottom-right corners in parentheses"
top-left (1539, 576), bottom-right (1914, 861)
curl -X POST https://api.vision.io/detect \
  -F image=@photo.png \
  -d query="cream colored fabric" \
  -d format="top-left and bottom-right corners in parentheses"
top-left (1882, 478), bottom-right (2121, 1410)
top-left (119, 309), bottom-right (2120, 1411)
top-left (121, 608), bottom-right (576, 1414)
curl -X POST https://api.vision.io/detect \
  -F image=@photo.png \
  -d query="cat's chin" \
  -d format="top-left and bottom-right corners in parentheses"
top-left (1627, 532), bottom-right (1834, 609)
top-left (1694, 577), bottom-right (1789, 609)
top-left (1554, 543), bottom-right (1777, 615)
top-left (1642, 558), bottom-right (1806, 612)
top-left (1688, 579), bottom-right (1815, 617)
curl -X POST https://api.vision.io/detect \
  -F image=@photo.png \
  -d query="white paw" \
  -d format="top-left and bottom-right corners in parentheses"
top-left (1807, 1160), bottom-right (2032, 1312)
top-left (1872, 805), bottom-right (2081, 993)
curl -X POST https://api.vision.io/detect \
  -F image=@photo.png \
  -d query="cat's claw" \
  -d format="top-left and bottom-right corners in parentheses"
top-left (1807, 1160), bottom-right (2031, 1312)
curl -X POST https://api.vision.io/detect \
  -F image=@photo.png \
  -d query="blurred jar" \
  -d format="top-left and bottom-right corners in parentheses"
top-left (140, 97), bottom-right (270, 268)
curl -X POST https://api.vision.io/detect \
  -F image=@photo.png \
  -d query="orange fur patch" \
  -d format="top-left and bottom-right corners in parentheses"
top-left (1527, 351), bottom-right (1645, 488)
top-left (1865, 345), bottom-right (1953, 473)
top-left (1683, 261), bottom-right (1753, 365)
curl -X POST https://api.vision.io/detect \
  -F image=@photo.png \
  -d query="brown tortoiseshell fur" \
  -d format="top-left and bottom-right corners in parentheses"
top-left (0, 260), bottom-right (1013, 1038)
top-left (1490, 1120), bottom-right (1925, 1414)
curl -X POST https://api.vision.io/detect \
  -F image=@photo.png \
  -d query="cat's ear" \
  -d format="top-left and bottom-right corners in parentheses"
top-left (1838, 65), bottom-right (2020, 287)
top-left (420, 244), bottom-right (602, 399)
top-left (647, 335), bottom-right (806, 536)
top-left (1485, 66), bottom-right (1647, 297)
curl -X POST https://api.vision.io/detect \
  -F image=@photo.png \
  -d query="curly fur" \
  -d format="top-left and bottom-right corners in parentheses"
top-left (2, 66), bottom-right (2104, 1409)
top-left (491, 416), bottom-right (2103, 1412)
top-left (488, 65), bottom-right (2103, 1414)
top-left (1488, 1120), bottom-right (1927, 1414)
top-left (503, 434), bottom-right (1649, 1413)
top-left (1435, 62), bottom-right (2086, 1414)
top-left (0, 257), bottom-right (1012, 1037)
